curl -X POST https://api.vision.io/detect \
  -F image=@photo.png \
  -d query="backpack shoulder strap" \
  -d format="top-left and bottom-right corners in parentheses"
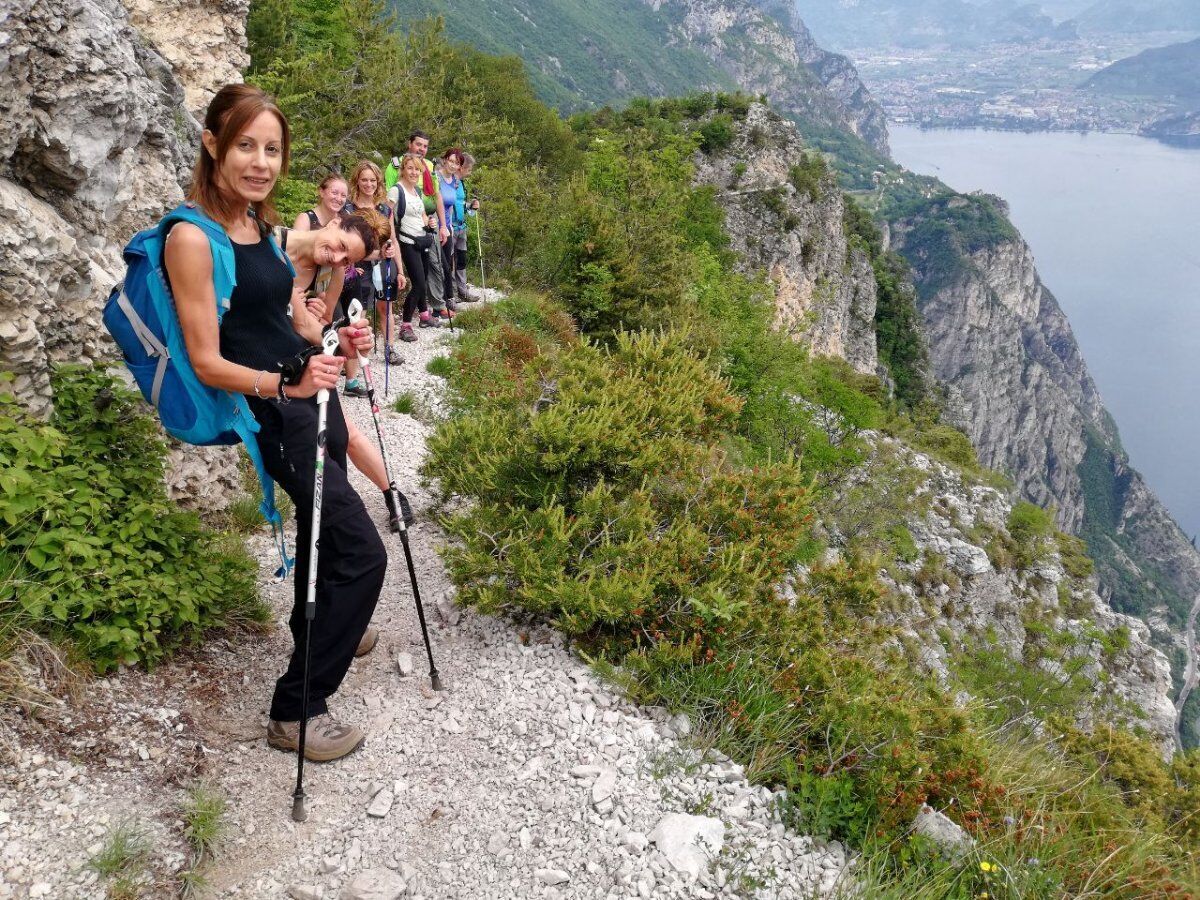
top-left (306, 209), bottom-right (321, 229)
top-left (160, 203), bottom-right (238, 320)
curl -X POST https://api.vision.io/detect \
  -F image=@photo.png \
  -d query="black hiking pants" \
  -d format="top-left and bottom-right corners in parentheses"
top-left (398, 240), bottom-right (429, 323)
top-left (250, 393), bottom-right (387, 722)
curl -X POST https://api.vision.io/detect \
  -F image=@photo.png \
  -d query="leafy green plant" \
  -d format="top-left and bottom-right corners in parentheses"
top-left (0, 367), bottom-right (267, 673)
top-left (426, 356), bottom-right (454, 378)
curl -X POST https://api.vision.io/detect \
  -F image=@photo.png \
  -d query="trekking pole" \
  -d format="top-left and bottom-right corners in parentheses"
top-left (384, 295), bottom-right (392, 399)
top-left (346, 299), bottom-right (443, 692)
top-left (475, 208), bottom-right (486, 296)
top-left (292, 324), bottom-right (343, 823)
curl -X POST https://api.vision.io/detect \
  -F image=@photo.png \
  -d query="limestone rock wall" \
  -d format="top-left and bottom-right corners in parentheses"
top-left (0, 0), bottom-right (245, 509)
top-left (645, 0), bottom-right (890, 154)
top-left (692, 104), bottom-right (878, 374)
top-left (891, 200), bottom-right (1200, 744)
top-left (825, 436), bottom-right (1179, 756)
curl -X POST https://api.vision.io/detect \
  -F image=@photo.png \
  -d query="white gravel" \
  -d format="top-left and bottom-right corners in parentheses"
top-left (0, 291), bottom-right (850, 899)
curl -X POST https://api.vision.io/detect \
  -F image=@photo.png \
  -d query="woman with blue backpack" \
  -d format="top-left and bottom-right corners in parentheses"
top-left (164, 84), bottom-right (385, 764)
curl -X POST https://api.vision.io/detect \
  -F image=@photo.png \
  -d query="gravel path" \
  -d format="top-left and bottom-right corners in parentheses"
top-left (0, 295), bottom-right (849, 899)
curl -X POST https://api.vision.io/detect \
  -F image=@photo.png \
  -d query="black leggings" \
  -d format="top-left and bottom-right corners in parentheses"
top-left (441, 239), bottom-right (465, 302)
top-left (250, 393), bottom-right (387, 722)
top-left (399, 240), bottom-right (429, 323)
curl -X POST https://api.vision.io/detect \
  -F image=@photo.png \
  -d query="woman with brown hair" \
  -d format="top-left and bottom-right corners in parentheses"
top-left (341, 160), bottom-right (402, 395)
top-left (165, 83), bottom-right (384, 762)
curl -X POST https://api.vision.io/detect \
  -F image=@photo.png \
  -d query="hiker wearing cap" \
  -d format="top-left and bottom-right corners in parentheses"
top-left (165, 83), bottom-right (384, 762)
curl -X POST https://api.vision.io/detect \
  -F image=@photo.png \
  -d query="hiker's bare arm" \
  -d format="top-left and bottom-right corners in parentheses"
top-left (314, 265), bottom-right (347, 323)
top-left (290, 290), bottom-right (324, 346)
top-left (166, 222), bottom-right (341, 399)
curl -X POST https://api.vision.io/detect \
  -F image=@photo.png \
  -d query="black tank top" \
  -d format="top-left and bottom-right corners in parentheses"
top-left (219, 237), bottom-right (309, 371)
top-left (305, 209), bottom-right (321, 229)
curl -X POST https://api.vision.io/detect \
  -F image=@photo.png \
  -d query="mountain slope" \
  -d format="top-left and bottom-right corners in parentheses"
top-left (1085, 37), bottom-right (1200, 108)
top-left (1072, 0), bottom-right (1200, 34)
top-left (389, 0), bottom-right (890, 152)
top-left (790, 0), bottom-right (1075, 50)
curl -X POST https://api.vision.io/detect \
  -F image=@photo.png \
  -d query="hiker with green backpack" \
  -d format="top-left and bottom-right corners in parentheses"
top-left (161, 84), bottom-right (384, 763)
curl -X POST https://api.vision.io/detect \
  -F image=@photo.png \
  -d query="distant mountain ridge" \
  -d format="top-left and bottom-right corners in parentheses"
top-left (1085, 37), bottom-right (1200, 108)
top-left (389, 0), bottom-right (890, 152)
top-left (1072, 0), bottom-right (1200, 33)
top-left (790, 0), bottom-right (1076, 49)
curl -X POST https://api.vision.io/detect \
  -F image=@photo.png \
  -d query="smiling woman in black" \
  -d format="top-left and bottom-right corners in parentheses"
top-left (164, 83), bottom-right (384, 763)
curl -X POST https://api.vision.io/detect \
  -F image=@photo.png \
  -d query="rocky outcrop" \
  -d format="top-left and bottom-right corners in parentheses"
top-left (890, 192), bottom-right (1200, 745)
top-left (125, 0), bottom-right (250, 115)
top-left (0, 0), bottom-right (245, 507)
top-left (646, 0), bottom-right (890, 154)
top-left (691, 104), bottom-right (878, 373)
top-left (823, 434), bottom-right (1179, 755)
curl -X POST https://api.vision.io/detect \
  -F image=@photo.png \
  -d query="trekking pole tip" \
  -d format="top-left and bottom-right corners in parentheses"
top-left (431, 671), bottom-right (444, 692)
top-left (292, 791), bottom-right (308, 822)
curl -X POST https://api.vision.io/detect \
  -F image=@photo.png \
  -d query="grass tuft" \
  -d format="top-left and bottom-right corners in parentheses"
top-left (89, 823), bottom-right (150, 890)
top-left (392, 391), bottom-right (416, 415)
top-left (426, 356), bottom-right (454, 378)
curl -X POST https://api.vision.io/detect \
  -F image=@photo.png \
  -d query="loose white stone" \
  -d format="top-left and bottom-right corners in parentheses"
top-left (396, 652), bottom-right (414, 677)
top-left (648, 814), bottom-right (725, 880)
top-left (535, 868), bottom-right (570, 886)
top-left (366, 790), bottom-right (394, 819)
top-left (339, 869), bottom-right (407, 900)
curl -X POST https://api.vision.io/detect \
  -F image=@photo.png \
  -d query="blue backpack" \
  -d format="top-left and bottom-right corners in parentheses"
top-left (103, 202), bottom-right (295, 578)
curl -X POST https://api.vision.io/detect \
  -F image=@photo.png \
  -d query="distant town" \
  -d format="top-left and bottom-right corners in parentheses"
top-left (849, 33), bottom-right (1195, 134)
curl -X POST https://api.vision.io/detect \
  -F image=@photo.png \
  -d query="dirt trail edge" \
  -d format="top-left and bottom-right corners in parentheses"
top-left (0, 297), bottom-right (848, 900)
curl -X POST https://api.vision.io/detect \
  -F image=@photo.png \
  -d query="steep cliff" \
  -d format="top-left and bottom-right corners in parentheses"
top-left (650, 0), bottom-right (890, 153)
top-left (0, 0), bottom-right (247, 508)
top-left (820, 433), bottom-right (1179, 755)
top-left (888, 189), bottom-right (1200, 745)
top-left (691, 104), bottom-right (878, 373)
top-left (389, 0), bottom-right (890, 154)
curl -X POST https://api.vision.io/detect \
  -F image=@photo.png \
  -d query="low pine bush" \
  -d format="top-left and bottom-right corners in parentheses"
top-left (0, 367), bottom-right (266, 673)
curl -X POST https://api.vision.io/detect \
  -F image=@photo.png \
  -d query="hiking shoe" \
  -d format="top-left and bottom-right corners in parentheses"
top-left (267, 715), bottom-right (365, 762)
top-left (418, 311), bottom-right (440, 329)
top-left (457, 287), bottom-right (478, 303)
top-left (400, 324), bottom-right (418, 342)
top-left (344, 378), bottom-right (368, 398)
top-left (355, 625), bottom-right (379, 657)
top-left (385, 346), bottom-right (404, 366)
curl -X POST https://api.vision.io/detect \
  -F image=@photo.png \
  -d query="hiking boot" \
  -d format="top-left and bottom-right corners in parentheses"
top-left (385, 346), bottom-right (404, 366)
top-left (400, 324), bottom-right (418, 342)
top-left (418, 311), bottom-right (440, 329)
top-left (344, 378), bottom-right (368, 398)
top-left (457, 286), bottom-right (478, 303)
top-left (267, 714), bottom-right (365, 762)
top-left (355, 625), bottom-right (379, 657)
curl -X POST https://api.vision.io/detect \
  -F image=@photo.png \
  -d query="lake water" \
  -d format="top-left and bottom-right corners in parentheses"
top-left (890, 126), bottom-right (1200, 539)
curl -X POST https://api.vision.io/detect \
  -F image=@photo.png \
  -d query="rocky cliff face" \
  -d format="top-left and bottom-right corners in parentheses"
top-left (0, 0), bottom-right (246, 508)
top-left (833, 435), bottom-right (1180, 756)
top-left (691, 104), bottom-right (879, 373)
top-left (890, 193), bottom-right (1200, 744)
top-left (646, 0), bottom-right (891, 154)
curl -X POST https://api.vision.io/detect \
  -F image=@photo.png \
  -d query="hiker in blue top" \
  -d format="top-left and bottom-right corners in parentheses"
top-left (436, 148), bottom-right (468, 317)
top-left (164, 83), bottom-right (384, 763)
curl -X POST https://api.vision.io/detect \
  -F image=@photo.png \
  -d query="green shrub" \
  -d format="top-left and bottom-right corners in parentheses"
top-left (698, 115), bottom-right (735, 154)
top-left (0, 368), bottom-right (266, 672)
top-left (788, 152), bottom-right (827, 203)
top-left (1008, 501), bottom-right (1056, 569)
